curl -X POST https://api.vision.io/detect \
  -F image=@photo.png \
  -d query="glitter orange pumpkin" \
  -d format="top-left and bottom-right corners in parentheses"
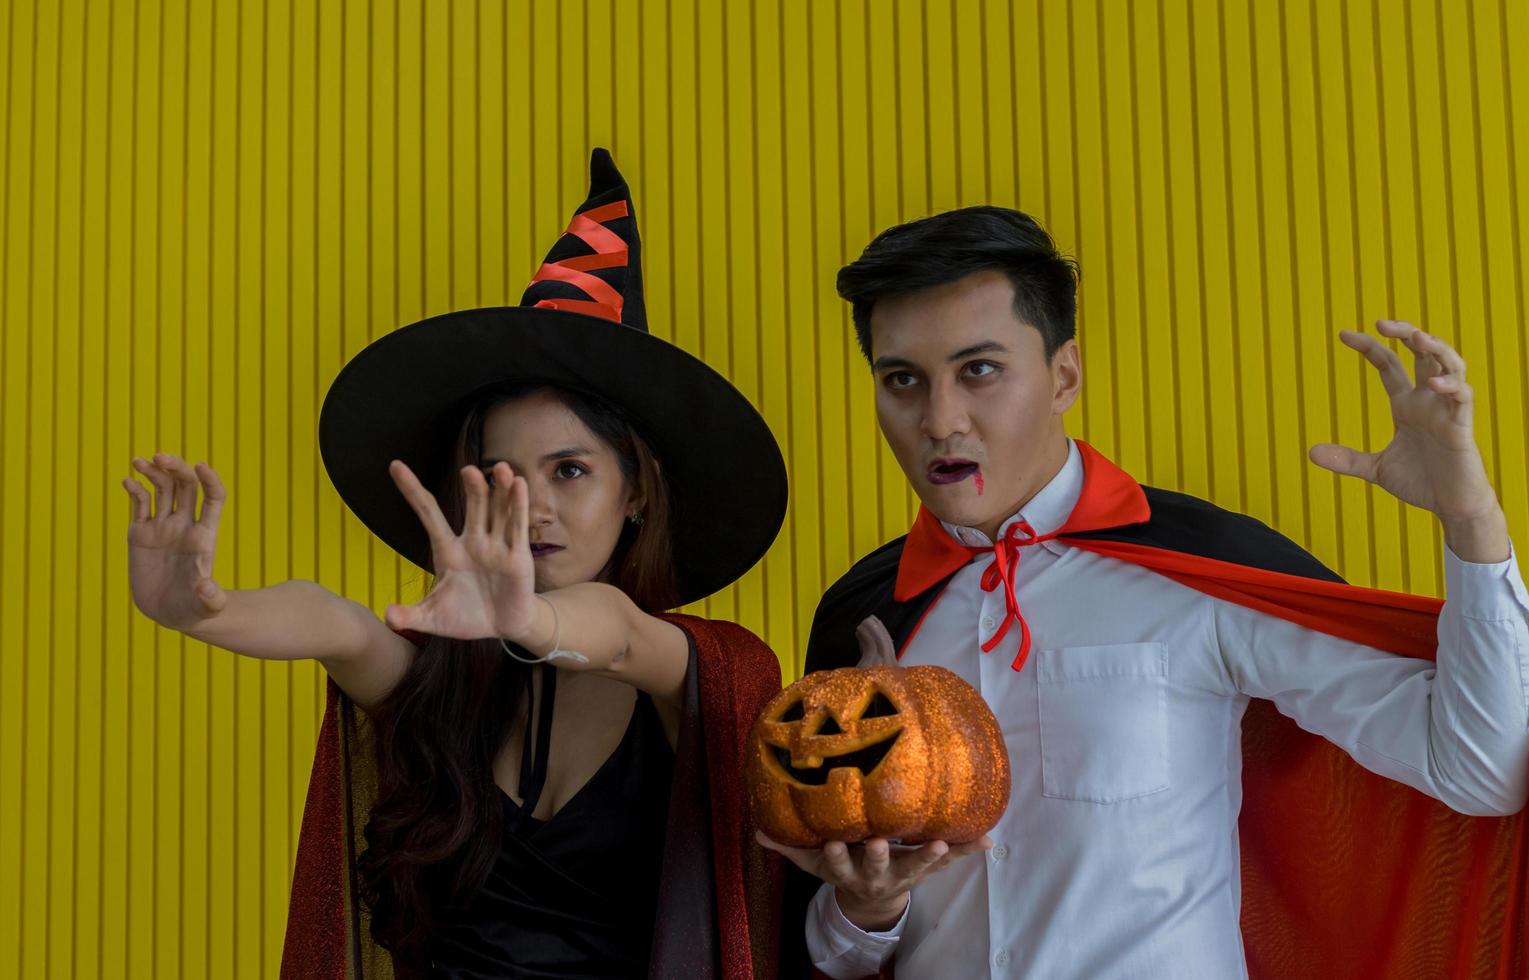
top-left (746, 664), bottom-right (1011, 847)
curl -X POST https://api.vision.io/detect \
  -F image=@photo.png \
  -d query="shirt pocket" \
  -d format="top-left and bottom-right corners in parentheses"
top-left (1036, 642), bottom-right (1170, 803)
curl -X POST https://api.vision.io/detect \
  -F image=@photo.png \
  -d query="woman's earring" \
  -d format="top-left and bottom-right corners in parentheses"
top-left (628, 510), bottom-right (645, 527)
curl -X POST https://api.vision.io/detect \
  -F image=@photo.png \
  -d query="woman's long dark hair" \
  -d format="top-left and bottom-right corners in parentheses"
top-left (356, 383), bottom-right (680, 967)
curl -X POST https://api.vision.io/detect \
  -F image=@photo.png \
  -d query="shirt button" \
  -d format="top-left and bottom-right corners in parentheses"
top-left (994, 949), bottom-right (1011, 967)
top-left (980, 615), bottom-right (996, 632)
top-left (991, 844), bottom-right (1009, 860)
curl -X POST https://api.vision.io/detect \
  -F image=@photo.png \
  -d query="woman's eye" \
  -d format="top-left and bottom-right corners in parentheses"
top-left (555, 462), bottom-right (588, 480)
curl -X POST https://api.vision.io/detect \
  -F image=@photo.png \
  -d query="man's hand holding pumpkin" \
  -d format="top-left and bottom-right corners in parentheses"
top-left (758, 831), bottom-right (992, 930)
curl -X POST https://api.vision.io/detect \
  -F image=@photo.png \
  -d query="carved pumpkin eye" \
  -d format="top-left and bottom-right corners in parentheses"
top-left (863, 691), bottom-right (897, 718)
top-left (779, 700), bottom-right (805, 722)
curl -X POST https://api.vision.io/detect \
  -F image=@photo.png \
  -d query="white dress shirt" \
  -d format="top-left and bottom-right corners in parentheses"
top-left (806, 440), bottom-right (1529, 980)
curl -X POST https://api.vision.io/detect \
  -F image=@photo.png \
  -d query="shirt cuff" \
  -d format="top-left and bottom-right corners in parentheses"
top-left (1444, 542), bottom-right (1529, 620)
top-left (804, 882), bottom-right (906, 978)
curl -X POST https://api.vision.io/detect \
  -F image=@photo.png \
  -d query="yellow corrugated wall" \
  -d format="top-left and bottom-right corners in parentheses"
top-left (3, 0), bottom-right (1527, 974)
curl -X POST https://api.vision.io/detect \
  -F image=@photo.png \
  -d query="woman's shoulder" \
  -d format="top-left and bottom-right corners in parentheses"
top-left (655, 613), bottom-right (782, 685)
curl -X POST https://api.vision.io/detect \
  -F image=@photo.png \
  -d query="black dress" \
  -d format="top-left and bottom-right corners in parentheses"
top-left (427, 666), bottom-right (676, 979)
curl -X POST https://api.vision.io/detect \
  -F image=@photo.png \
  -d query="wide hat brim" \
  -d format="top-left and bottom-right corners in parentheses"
top-left (318, 306), bottom-right (788, 607)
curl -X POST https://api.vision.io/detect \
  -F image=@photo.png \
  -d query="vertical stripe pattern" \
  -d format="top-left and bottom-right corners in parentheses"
top-left (2, 0), bottom-right (1528, 974)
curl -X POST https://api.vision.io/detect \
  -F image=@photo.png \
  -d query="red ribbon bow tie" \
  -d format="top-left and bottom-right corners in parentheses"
top-left (970, 519), bottom-right (1060, 672)
top-left (891, 442), bottom-right (1155, 667)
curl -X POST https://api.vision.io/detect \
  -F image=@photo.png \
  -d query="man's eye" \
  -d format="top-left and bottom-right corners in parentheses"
top-left (556, 462), bottom-right (588, 480)
top-left (964, 360), bottom-right (999, 378)
top-left (884, 372), bottom-right (918, 390)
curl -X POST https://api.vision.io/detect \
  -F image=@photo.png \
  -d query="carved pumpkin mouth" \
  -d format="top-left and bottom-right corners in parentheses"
top-left (770, 730), bottom-right (902, 786)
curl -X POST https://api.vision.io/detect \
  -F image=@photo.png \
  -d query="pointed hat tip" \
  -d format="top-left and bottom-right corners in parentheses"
top-left (588, 147), bottom-right (626, 195)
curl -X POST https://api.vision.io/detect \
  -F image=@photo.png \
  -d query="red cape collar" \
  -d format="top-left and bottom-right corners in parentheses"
top-left (894, 440), bottom-right (1152, 601)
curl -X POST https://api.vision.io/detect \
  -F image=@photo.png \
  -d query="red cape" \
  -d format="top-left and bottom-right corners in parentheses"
top-left (801, 441), bottom-right (1525, 979)
top-left (279, 614), bottom-right (783, 980)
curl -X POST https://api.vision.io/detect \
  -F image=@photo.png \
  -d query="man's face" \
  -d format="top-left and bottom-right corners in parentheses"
top-left (869, 269), bottom-right (1081, 538)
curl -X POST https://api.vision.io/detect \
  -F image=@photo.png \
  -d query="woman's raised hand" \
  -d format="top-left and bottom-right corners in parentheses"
top-left (384, 461), bottom-right (540, 642)
top-left (123, 454), bottom-right (229, 631)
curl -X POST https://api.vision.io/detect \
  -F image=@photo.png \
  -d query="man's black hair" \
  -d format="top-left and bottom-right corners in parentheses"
top-left (836, 205), bottom-right (1080, 362)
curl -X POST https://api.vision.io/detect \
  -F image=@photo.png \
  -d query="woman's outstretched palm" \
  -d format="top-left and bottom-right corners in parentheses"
top-left (123, 454), bottom-right (229, 631)
top-left (384, 461), bottom-right (539, 641)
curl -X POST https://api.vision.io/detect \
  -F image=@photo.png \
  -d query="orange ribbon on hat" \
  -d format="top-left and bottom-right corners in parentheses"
top-left (527, 200), bottom-right (631, 323)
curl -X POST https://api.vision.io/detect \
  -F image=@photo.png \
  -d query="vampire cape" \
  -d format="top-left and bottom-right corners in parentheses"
top-left (788, 441), bottom-right (1525, 980)
top-left (279, 614), bottom-right (783, 980)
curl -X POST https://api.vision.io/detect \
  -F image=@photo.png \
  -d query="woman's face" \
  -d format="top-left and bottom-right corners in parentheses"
top-left (478, 390), bottom-right (637, 592)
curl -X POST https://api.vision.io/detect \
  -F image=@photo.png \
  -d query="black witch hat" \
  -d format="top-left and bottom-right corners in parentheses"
top-left (318, 149), bottom-right (788, 606)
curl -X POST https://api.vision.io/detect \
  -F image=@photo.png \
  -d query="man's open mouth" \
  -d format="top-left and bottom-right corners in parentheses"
top-left (927, 460), bottom-right (979, 485)
top-left (771, 732), bottom-right (902, 786)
